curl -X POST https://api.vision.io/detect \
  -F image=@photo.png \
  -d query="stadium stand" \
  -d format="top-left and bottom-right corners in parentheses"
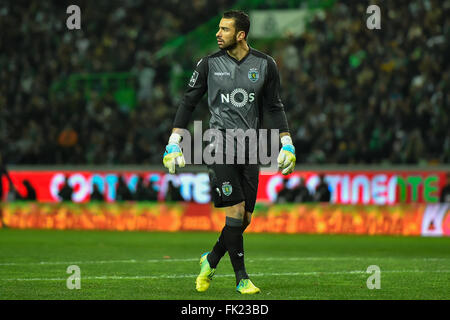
top-left (0, 0), bottom-right (448, 165)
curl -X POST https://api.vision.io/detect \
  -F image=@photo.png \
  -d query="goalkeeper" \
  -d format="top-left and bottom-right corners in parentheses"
top-left (163, 10), bottom-right (295, 294)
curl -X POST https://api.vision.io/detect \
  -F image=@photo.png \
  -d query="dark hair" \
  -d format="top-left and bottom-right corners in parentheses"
top-left (223, 10), bottom-right (250, 39)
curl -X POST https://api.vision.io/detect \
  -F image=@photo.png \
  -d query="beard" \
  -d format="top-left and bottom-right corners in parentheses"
top-left (220, 37), bottom-right (238, 51)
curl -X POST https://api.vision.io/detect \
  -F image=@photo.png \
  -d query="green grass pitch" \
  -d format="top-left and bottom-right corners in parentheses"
top-left (0, 229), bottom-right (449, 300)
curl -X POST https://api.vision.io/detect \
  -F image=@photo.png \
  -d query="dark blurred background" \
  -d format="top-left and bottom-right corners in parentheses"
top-left (1, 0), bottom-right (448, 166)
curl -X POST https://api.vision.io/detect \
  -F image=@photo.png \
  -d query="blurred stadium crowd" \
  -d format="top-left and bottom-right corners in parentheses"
top-left (0, 0), bottom-right (448, 165)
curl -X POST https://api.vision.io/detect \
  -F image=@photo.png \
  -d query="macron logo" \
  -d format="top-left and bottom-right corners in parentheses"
top-left (214, 72), bottom-right (231, 76)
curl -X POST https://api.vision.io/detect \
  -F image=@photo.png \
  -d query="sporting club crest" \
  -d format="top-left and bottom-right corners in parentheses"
top-left (222, 182), bottom-right (233, 196)
top-left (248, 68), bottom-right (259, 83)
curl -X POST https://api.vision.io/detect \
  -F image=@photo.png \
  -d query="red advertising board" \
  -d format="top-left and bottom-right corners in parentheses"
top-left (2, 202), bottom-right (449, 236)
top-left (1, 170), bottom-right (447, 204)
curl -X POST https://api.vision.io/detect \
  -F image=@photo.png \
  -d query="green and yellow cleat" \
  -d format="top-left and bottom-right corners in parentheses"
top-left (195, 252), bottom-right (216, 292)
top-left (236, 278), bottom-right (261, 294)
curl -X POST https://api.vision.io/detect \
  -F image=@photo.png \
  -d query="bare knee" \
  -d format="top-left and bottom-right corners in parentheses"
top-left (225, 201), bottom-right (246, 220)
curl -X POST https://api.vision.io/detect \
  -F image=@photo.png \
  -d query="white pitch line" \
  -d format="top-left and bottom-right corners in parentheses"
top-left (0, 256), bottom-right (448, 267)
top-left (0, 258), bottom-right (198, 266)
top-left (1, 270), bottom-right (450, 282)
top-left (249, 257), bottom-right (450, 262)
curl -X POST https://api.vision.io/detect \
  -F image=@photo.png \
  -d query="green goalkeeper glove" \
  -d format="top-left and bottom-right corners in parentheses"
top-left (163, 133), bottom-right (185, 174)
top-left (277, 135), bottom-right (296, 175)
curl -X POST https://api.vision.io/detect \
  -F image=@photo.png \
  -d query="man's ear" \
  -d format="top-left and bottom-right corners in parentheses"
top-left (237, 30), bottom-right (246, 41)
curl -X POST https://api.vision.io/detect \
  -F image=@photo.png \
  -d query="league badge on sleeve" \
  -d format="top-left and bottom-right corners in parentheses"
top-left (248, 68), bottom-right (259, 83)
top-left (189, 70), bottom-right (199, 87)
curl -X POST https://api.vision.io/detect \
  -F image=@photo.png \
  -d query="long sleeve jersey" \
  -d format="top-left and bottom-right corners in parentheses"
top-left (173, 47), bottom-right (290, 134)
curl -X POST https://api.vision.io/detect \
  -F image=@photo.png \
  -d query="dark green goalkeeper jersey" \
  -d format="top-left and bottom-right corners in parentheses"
top-left (173, 47), bottom-right (290, 134)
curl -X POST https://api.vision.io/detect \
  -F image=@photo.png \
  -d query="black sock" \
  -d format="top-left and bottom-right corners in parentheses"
top-left (223, 224), bottom-right (249, 285)
top-left (207, 227), bottom-right (227, 268)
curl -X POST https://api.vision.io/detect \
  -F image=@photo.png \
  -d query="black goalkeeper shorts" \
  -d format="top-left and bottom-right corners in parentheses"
top-left (207, 163), bottom-right (260, 213)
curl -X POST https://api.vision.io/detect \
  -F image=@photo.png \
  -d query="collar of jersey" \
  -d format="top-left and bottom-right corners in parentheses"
top-left (225, 46), bottom-right (252, 65)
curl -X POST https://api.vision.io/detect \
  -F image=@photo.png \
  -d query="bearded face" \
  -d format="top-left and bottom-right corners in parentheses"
top-left (216, 18), bottom-right (242, 51)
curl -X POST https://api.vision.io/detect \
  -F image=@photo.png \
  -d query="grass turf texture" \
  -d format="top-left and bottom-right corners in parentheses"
top-left (0, 229), bottom-right (449, 300)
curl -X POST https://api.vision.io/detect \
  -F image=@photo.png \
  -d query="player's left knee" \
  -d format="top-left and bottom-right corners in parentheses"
top-left (225, 201), bottom-right (246, 221)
